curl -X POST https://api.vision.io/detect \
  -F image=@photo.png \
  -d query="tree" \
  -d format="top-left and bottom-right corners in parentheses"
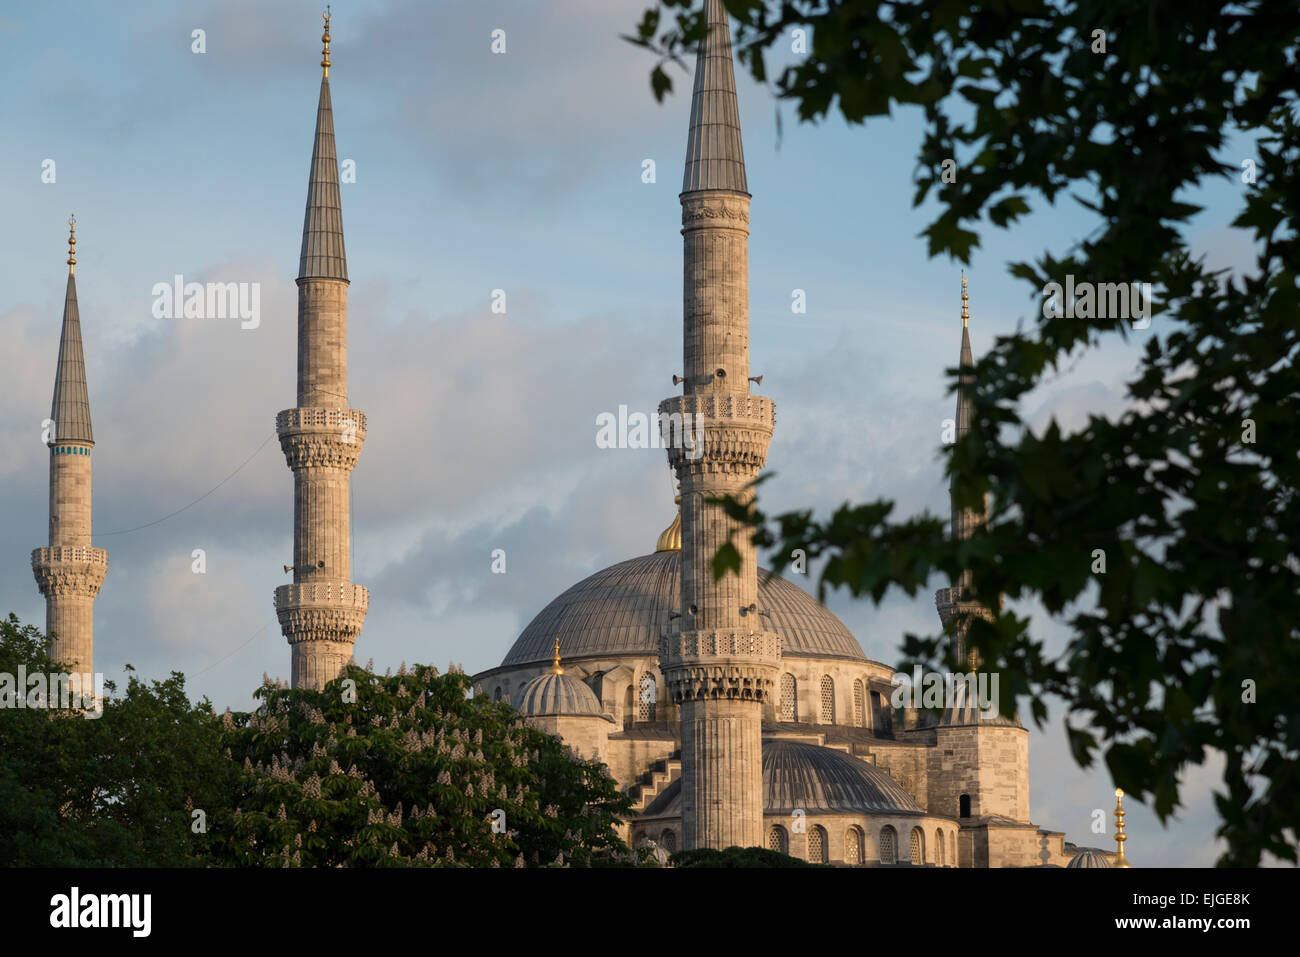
top-left (212, 664), bottom-right (633, 867)
top-left (628, 1), bottom-right (1300, 865)
top-left (671, 845), bottom-right (825, 867)
top-left (0, 614), bottom-right (234, 866)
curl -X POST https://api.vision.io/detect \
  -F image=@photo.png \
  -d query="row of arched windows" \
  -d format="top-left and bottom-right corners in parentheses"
top-left (764, 823), bottom-right (958, 865)
top-left (496, 668), bottom-right (890, 730)
top-left (779, 674), bottom-right (876, 727)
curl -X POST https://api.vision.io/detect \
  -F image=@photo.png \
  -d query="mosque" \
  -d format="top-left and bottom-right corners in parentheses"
top-left (470, 0), bottom-right (1131, 868)
top-left (28, 2), bottom-right (1131, 867)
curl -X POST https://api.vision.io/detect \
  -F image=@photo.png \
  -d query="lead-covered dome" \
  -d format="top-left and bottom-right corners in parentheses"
top-left (762, 741), bottom-right (924, 814)
top-left (502, 550), bottom-right (866, 667)
top-left (514, 671), bottom-right (606, 718)
top-left (643, 740), bottom-right (925, 817)
top-left (1066, 848), bottom-right (1112, 868)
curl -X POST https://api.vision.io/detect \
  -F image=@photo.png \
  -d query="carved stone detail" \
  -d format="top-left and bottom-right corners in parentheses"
top-left (277, 408), bottom-right (367, 471)
top-left (275, 581), bottom-right (369, 645)
top-left (31, 546), bottom-right (109, 598)
top-left (658, 394), bottom-right (775, 473)
top-left (681, 194), bottom-right (751, 227)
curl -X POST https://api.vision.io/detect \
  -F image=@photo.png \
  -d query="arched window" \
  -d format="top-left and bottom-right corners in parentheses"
top-left (659, 829), bottom-right (676, 852)
top-left (936, 828), bottom-right (945, 866)
top-left (959, 794), bottom-right (971, 818)
top-left (780, 673), bottom-right (797, 722)
top-left (878, 826), bottom-right (897, 864)
top-left (853, 679), bottom-right (865, 727)
top-left (767, 825), bottom-right (789, 854)
top-left (808, 825), bottom-right (828, 864)
top-left (638, 673), bottom-right (657, 721)
top-left (845, 826), bottom-right (864, 865)
top-left (623, 685), bottom-right (633, 727)
top-left (820, 676), bottom-right (834, 723)
top-left (493, 686), bottom-right (502, 702)
top-left (633, 830), bottom-right (646, 846)
top-left (910, 827), bottom-right (924, 865)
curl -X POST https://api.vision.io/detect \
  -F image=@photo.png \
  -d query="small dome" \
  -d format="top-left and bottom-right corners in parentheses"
top-left (514, 670), bottom-right (605, 718)
top-left (763, 741), bottom-right (925, 814)
top-left (1067, 848), bottom-right (1112, 868)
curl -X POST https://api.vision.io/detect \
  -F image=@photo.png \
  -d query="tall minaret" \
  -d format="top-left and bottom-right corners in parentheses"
top-left (274, 9), bottom-right (368, 690)
top-left (935, 274), bottom-right (990, 672)
top-left (658, 0), bottom-right (780, 851)
top-left (32, 217), bottom-right (109, 674)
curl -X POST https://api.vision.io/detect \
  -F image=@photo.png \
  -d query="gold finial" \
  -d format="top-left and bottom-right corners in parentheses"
top-left (961, 271), bottom-right (969, 327)
top-left (1113, 788), bottom-right (1133, 867)
top-left (655, 491), bottom-right (683, 552)
top-left (551, 636), bottom-right (564, 675)
top-left (321, 6), bottom-right (331, 77)
top-left (66, 215), bottom-right (76, 274)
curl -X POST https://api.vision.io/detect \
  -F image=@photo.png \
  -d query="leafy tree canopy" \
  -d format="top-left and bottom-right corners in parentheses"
top-left (628, 0), bottom-right (1300, 865)
top-left (212, 663), bottom-right (633, 867)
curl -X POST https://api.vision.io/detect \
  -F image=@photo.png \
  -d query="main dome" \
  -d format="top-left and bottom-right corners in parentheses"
top-left (502, 550), bottom-right (867, 666)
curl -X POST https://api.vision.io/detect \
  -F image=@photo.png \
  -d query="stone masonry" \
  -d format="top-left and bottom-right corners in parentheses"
top-left (275, 16), bottom-right (368, 690)
top-left (658, 0), bottom-right (781, 851)
top-left (32, 219), bottom-right (107, 675)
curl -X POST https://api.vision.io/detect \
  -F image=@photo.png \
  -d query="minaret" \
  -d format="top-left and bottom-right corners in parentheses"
top-left (32, 216), bottom-right (109, 675)
top-left (658, 0), bottom-right (779, 851)
top-left (935, 274), bottom-right (991, 673)
top-left (274, 8), bottom-right (368, 690)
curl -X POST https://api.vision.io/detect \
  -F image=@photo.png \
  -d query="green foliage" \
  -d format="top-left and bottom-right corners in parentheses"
top-left (212, 664), bottom-right (633, 867)
top-left (630, 1), bottom-right (1300, 865)
top-left (0, 618), bottom-right (635, 867)
top-left (0, 613), bottom-right (234, 866)
top-left (670, 845), bottom-right (826, 867)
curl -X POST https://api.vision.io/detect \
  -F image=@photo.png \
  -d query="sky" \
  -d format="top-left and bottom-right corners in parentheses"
top-left (0, 0), bottom-right (1266, 867)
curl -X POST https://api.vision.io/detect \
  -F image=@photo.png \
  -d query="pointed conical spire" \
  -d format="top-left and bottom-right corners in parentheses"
top-left (51, 217), bottom-right (94, 446)
top-left (298, 8), bottom-right (348, 282)
top-left (682, 0), bottom-right (748, 194)
top-left (952, 273), bottom-right (978, 542)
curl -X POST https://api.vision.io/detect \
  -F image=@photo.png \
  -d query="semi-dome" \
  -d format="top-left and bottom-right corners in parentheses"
top-left (642, 740), bottom-right (925, 817)
top-left (514, 670), bottom-right (606, 718)
top-left (502, 549), bottom-right (867, 667)
top-left (1066, 848), bottom-right (1112, 868)
top-left (763, 740), bottom-right (924, 814)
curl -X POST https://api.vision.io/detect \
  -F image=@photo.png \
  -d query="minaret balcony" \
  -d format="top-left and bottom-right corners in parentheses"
top-left (31, 546), bottom-right (109, 598)
top-left (658, 629), bottom-right (782, 704)
top-left (276, 407), bottom-right (367, 470)
top-left (274, 581), bottom-right (369, 644)
top-left (658, 393), bottom-right (775, 472)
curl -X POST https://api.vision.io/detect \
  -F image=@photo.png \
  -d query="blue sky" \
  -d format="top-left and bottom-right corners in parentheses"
top-left (0, 0), bottom-right (1265, 866)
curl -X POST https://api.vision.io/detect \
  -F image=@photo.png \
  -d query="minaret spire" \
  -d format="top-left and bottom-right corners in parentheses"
top-left (299, 7), bottom-right (347, 284)
top-left (275, 12), bottom-right (368, 690)
top-left (659, 0), bottom-right (778, 852)
top-left (33, 217), bottom-right (108, 678)
top-left (682, 0), bottom-right (748, 194)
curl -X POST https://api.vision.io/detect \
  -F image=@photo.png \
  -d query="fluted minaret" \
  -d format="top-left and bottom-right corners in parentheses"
top-left (32, 217), bottom-right (108, 675)
top-left (658, 0), bottom-right (779, 851)
top-left (274, 10), bottom-right (368, 690)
